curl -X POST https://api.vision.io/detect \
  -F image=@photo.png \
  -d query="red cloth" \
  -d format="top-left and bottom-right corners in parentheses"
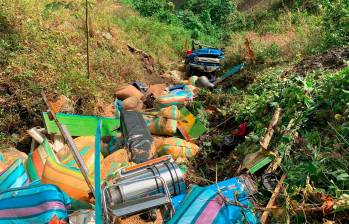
top-left (186, 50), bottom-right (192, 55)
top-left (232, 122), bottom-right (248, 137)
top-left (49, 216), bottom-right (67, 224)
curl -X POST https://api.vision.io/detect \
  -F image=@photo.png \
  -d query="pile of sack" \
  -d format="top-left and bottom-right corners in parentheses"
top-left (0, 80), bottom-right (258, 224)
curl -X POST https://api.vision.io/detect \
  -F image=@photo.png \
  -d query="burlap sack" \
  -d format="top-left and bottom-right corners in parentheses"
top-left (123, 96), bottom-right (143, 111)
top-left (145, 84), bottom-right (167, 98)
top-left (115, 84), bottom-right (144, 100)
top-left (100, 149), bottom-right (131, 180)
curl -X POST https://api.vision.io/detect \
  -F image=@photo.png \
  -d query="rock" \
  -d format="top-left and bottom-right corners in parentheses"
top-left (102, 104), bottom-right (115, 118)
top-left (102, 32), bottom-right (113, 40)
top-left (115, 85), bottom-right (144, 100)
top-left (122, 96), bottom-right (143, 112)
top-left (94, 99), bottom-right (115, 118)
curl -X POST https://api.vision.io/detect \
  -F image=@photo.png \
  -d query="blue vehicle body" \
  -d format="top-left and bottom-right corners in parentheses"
top-left (186, 47), bottom-right (224, 74)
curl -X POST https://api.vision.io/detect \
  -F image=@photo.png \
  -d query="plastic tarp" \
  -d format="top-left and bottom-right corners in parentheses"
top-left (167, 177), bottom-right (258, 224)
top-left (0, 183), bottom-right (71, 224)
top-left (0, 159), bottom-right (29, 191)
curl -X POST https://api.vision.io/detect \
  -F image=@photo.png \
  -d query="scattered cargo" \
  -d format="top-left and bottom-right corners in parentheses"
top-left (103, 156), bottom-right (184, 219)
top-left (0, 72), bottom-right (274, 224)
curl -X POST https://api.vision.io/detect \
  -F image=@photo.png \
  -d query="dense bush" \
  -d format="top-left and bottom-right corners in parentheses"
top-left (125, 0), bottom-right (240, 44)
top-left (321, 0), bottom-right (349, 48)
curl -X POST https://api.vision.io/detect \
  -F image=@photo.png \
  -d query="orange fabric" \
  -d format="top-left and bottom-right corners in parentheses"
top-left (100, 149), bottom-right (130, 179)
top-left (0, 148), bottom-right (28, 167)
top-left (60, 136), bottom-right (103, 174)
top-left (42, 158), bottom-right (93, 202)
top-left (32, 149), bottom-right (45, 177)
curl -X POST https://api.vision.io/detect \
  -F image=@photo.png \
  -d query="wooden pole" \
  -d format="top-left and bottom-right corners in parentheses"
top-left (260, 107), bottom-right (282, 150)
top-left (41, 92), bottom-right (95, 196)
top-left (85, 0), bottom-right (90, 79)
top-left (260, 173), bottom-right (287, 224)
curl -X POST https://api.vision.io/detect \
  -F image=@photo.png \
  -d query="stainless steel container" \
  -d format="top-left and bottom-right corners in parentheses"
top-left (105, 156), bottom-right (186, 207)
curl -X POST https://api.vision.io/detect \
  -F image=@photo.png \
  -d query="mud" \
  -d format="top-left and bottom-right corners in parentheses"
top-left (285, 47), bottom-right (349, 76)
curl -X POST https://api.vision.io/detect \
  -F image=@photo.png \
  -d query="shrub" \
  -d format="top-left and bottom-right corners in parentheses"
top-left (322, 0), bottom-right (349, 48)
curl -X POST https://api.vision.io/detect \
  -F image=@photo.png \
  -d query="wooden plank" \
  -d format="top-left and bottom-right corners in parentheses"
top-left (43, 112), bottom-right (119, 137)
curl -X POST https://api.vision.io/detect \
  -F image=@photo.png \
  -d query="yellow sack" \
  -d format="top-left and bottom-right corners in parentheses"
top-left (144, 106), bottom-right (179, 136)
top-left (101, 149), bottom-right (131, 180)
top-left (59, 136), bottom-right (104, 174)
top-left (123, 96), bottom-right (143, 111)
top-left (115, 84), bottom-right (143, 100)
top-left (42, 157), bottom-right (93, 202)
top-left (145, 116), bottom-right (177, 136)
top-left (156, 137), bottom-right (199, 159)
top-left (158, 105), bottom-right (180, 119)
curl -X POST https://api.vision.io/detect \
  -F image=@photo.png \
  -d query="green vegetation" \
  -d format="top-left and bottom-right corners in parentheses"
top-left (124, 0), bottom-right (237, 44)
top-left (0, 0), bottom-right (190, 146)
top-left (187, 1), bottom-right (349, 222)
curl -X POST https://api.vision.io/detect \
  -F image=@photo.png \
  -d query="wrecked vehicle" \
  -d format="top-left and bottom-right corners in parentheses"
top-left (185, 40), bottom-right (224, 75)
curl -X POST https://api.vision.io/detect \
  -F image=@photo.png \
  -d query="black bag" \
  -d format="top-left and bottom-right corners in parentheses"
top-left (120, 110), bottom-right (153, 163)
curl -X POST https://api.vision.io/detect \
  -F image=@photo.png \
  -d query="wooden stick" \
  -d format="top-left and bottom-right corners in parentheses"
top-left (260, 173), bottom-right (287, 224)
top-left (85, 0), bottom-right (90, 79)
top-left (42, 92), bottom-right (95, 196)
top-left (260, 107), bottom-right (282, 150)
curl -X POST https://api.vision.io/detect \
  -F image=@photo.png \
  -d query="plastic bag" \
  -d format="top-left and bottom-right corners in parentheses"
top-left (0, 159), bottom-right (29, 191)
top-left (0, 183), bottom-right (71, 224)
top-left (157, 85), bottom-right (194, 107)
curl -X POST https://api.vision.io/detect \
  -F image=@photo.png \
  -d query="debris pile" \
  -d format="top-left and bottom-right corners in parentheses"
top-left (1, 41), bottom-right (347, 224)
top-left (0, 68), bottom-right (261, 223)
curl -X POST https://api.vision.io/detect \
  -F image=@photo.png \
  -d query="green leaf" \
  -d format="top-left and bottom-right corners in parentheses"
top-left (337, 173), bottom-right (349, 181)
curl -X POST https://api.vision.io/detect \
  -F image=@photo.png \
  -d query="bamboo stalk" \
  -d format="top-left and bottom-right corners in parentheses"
top-left (260, 173), bottom-right (287, 224)
top-left (260, 107), bottom-right (282, 150)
